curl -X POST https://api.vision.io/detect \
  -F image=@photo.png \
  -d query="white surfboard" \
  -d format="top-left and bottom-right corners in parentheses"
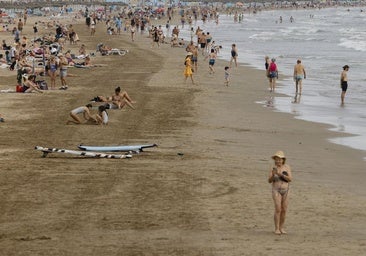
top-left (77, 143), bottom-right (157, 152)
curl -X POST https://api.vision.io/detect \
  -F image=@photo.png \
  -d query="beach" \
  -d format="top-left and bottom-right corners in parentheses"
top-left (0, 11), bottom-right (366, 255)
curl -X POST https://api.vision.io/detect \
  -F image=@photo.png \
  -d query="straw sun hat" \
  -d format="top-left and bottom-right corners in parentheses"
top-left (272, 151), bottom-right (286, 161)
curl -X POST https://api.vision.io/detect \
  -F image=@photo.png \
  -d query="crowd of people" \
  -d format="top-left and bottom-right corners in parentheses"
top-left (1, 4), bottom-right (357, 235)
top-left (0, 7), bottom-right (141, 126)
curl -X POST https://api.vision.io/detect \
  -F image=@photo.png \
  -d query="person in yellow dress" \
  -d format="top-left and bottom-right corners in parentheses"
top-left (184, 52), bottom-right (195, 84)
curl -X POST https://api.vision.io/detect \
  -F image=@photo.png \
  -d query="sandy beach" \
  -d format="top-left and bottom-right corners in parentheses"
top-left (0, 12), bottom-right (366, 255)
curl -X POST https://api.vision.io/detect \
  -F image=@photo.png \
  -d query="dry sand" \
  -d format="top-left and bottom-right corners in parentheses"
top-left (0, 15), bottom-right (366, 255)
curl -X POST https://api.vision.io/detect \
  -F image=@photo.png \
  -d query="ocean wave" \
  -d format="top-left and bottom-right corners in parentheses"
top-left (338, 38), bottom-right (366, 52)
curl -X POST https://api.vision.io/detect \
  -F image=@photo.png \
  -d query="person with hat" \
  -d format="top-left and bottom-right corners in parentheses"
top-left (268, 150), bottom-right (292, 235)
top-left (340, 65), bottom-right (349, 105)
top-left (184, 52), bottom-right (195, 85)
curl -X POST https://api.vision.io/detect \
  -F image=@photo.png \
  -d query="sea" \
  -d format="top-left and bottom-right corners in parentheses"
top-left (178, 6), bottom-right (366, 155)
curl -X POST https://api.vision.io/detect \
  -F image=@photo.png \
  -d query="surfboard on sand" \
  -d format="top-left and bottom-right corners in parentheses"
top-left (35, 146), bottom-right (132, 159)
top-left (77, 143), bottom-right (157, 153)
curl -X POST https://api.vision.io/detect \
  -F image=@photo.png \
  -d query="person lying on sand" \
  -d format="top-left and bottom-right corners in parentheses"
top-left (73, 55), bottom-right (106, 68)
top-left (90, 86), bottom-right (136, 110)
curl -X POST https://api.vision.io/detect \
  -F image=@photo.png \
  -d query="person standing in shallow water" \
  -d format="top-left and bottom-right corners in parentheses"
top-left (230, 44), bottom-right (238, 67)
top-left (268, 151), bottom-right (292, 235)
top-left (340, 65), bottom-right (349, 105)
top-left (268, 58), bottom-right (278, 92)
top-left (293, 59), bottom-right (306, 95)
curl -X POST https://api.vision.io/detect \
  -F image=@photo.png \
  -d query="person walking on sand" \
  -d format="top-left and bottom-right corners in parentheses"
top-left (293, 59), bottom-right (306, 94)
top-left (224, 66), bottom-right (230, 86)
top-left (268, 58), bottom-right (278, 92)
top-left (151, 26), bottom-right (160, 48)
top-left (268, 151), bottom-right (292, 235)
top-left (230, 44), bottom-right (238, 68)
top-left (191, 45), bottom-right (199, 72)
top-left (67, 104), bottom-right (96, 125)
top-left (207, 48), bottom-right (217, 74)
top-left (184, 52), bottom-right (195, 85)
top-left (340, 65), bottom-right (349, 105)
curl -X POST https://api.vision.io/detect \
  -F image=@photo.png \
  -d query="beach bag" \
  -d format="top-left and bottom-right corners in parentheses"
top-left (36, 80), bottom-right (48, 90)
top-left (16, 85), bottom-right (23, 93)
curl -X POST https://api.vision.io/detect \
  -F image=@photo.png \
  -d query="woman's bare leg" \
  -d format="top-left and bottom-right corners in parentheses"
top-left (121, 99), bottom-right (135, 109)
top-left (67, 113), bottom-right (82, 124)
top-left (272, 191), bottom-right (282, 234)
top-left (279, 193), bottom-right (289, 234)
top-left (121, 91), bottom-right (136, 103)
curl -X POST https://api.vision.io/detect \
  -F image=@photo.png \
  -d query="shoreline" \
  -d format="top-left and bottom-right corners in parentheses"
top-left (0, 13), bottom-right (366, 255)
top-left (171, 6), bottom-right (366, 155)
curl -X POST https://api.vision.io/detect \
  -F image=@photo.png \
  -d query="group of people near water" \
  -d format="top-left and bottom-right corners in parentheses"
top-left (264, 57), bottom-right (350, 104)
top-left (182, 26), bottom-right (236, 86)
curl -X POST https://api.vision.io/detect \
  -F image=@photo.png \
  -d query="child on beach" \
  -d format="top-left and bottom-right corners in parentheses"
top-left (224, 66), bottom-right (230, 86)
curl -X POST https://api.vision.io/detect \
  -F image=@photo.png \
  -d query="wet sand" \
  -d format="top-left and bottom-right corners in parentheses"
top-left (0, 15), bottom-right (365, 255)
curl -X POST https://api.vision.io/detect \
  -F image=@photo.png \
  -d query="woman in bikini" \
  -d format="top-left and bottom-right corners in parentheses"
top-left (111, 86), bottom-right (136, 109)
top-left (268, 151), bottom-right (292, 235)
top-left (46, 56), bottom-right (58, 89)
